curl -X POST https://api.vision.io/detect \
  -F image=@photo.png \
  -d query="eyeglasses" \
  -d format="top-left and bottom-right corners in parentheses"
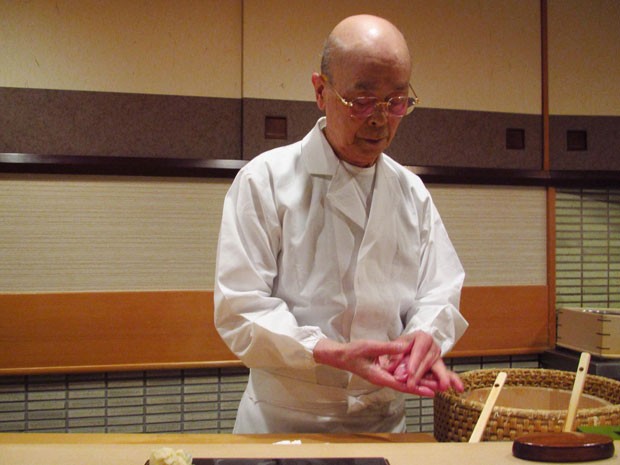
top-left (322, 75), bottom-right (419, 119)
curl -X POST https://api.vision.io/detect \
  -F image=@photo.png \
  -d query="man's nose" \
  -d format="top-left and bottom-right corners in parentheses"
top-left (367, 103), bottom-right (389, 125)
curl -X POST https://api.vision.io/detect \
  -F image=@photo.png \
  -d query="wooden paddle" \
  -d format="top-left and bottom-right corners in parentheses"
top-left (469, 371), bottom-right (507, 443)
top-left (512, 352), bottom-right (615, 462)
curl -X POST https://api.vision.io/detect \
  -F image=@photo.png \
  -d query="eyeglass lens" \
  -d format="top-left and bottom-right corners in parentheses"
top-left (350, 96), bottom-right (412, 118)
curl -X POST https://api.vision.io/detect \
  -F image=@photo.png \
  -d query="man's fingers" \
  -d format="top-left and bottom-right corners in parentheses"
top-left (410, 384), bottom-right (436, 397)
top-left (365, 362), bottom-right (414, 392)
top-left (427, 358), bottom-right (452, 391)
top-left (406, 334), bottom-right (440, 388)
top-left (362, 339), bottom-right (411, 359)
top-left (448, 370), bottom-right (465, 392)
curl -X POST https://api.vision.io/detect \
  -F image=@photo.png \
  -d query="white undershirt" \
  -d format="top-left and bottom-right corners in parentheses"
top-left (341, 160), bottom-right (377, 222)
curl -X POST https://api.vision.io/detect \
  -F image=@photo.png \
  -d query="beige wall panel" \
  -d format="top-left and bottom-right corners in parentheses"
top-left (0, 174), bottom-right (229, 292)
top-left (0, 0), bottom-right (242, 97)
top-left (1, 175), bottom-right (545, 292)
top-left (428, 185), bottom-right (547, 286)
top-left (548, 0), bottom-right (620, 116)
top-left (243, 0), bottom-right (540, 114)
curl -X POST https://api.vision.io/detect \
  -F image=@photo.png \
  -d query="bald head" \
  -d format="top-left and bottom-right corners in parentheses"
top-left (321, 15), bottom-right (411, 85)
top-left (312, 15), bottom-right (413, 167)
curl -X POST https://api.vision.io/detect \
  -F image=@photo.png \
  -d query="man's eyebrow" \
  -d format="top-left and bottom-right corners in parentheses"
top-left (352, 81), bottom-right (410, 93)
top-left (353, 81), bottom-right (409, 91)
top-left (352, 81), bottom-right (375, 91)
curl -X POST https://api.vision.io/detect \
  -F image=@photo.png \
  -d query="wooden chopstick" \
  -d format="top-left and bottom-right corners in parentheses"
top-left (469, 371), bottom-right (507, 443)
top-left (563, 352), bottom-right (591, 433)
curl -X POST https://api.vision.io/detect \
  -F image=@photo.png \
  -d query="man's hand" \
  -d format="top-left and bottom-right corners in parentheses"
top-left (313, 337), bottom-right (414, 392)
top-left (313, 333), bottom-right (464, 397)
top-left (392, 356), bottom-right (464, 397)
top-left (383, 331), bottom-right (464, 396)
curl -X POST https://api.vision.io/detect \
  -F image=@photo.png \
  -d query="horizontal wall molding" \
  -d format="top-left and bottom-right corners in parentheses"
top-left (392, 108), bottom-right (542, 169)
top-left (0, 87), bottom-right (242, 159)
top-left (2, 152), bottom-right (620, 187)
top-left (2, 86), bottom-right (618, 184)
top-left (2, 87), bottom-right (545, 169)
top-left (1, 287), bottom-right (550, 375)
top-left (550, 115), bottom-right (620, 171)
top-left (242, 100), bottom-right (545, 169)
top-left (0, 152), bottom-right (244, 178)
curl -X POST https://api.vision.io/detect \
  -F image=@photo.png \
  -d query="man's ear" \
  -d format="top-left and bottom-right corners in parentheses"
top-left (311, 72), bottom-right (326, 111)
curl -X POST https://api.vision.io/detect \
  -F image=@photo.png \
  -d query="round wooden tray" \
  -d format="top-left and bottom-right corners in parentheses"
top-left (512, 431), bottom-right (614, 462)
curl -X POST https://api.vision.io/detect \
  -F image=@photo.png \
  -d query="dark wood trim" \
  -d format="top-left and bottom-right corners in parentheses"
top-left (541, 0), bottom-right (550, 171)
top-left (2, 152), bottom-right (619, 187)
top-left (544, 170), bottom-right (620, 188)
top-left (546, 188), bottom-right (557, 347)
top-left (411, 166), bottom-right (620, 188)
top-left (0, 152), bottom-right (244, 179)
top-left (410, 166), bottom-right (549, 186)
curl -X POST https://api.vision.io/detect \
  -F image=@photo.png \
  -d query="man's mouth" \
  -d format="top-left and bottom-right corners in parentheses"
top-left (360, 135), bottom-right (386, 144)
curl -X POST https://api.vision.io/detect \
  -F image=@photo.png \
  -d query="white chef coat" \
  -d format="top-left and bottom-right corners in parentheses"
top-left (214, 117), bottom-right (468, 433)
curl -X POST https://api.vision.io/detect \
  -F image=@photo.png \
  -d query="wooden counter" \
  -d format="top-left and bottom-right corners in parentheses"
top-left (0, 433), bottom-right (617, 465)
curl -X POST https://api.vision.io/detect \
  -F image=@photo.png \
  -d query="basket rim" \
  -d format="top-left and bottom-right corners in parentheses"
top-left (438, 367), bottom-right (620, 415)
top-left (454, 367), bottom-right (620, 386)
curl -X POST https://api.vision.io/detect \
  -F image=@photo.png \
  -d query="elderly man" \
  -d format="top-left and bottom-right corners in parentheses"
top-left (215, 14), bottom-right (468, 433)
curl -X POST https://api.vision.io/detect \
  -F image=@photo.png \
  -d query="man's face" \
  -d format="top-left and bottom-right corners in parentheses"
top-left (314, 54), bottom-right (412, 167)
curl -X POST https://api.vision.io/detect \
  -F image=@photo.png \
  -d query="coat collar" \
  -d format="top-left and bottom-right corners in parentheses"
top-left (300, 117), bottom-right (339, 176)
top-left (300, 118), bottom-right (401, 229)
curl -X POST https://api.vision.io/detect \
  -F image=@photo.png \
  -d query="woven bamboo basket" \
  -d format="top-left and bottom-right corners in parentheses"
top-left (434, 368), bottom-right (620, 442)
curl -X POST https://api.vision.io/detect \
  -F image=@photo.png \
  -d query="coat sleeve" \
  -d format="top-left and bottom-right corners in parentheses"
top-left (214, 166), bottom-right (325, 370)
top-left (403, 192), bottom-right (468, 355)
